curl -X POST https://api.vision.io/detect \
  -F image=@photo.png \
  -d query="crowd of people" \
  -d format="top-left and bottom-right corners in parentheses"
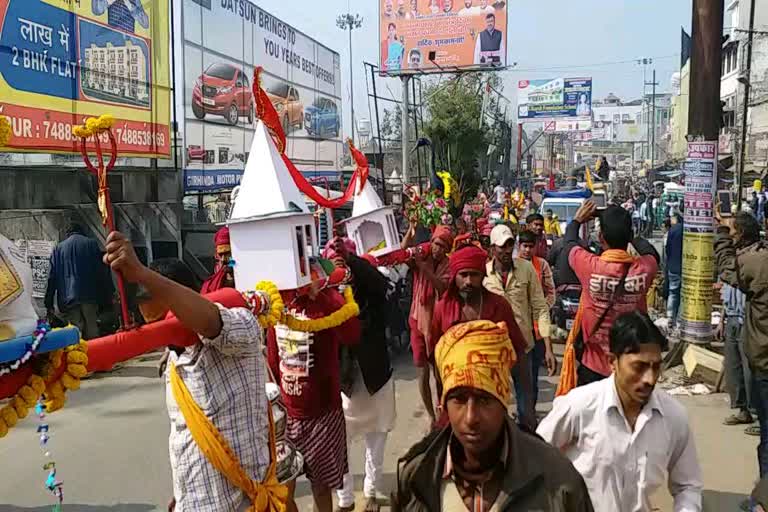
top-left (38, 175), bottom-right (768, 511)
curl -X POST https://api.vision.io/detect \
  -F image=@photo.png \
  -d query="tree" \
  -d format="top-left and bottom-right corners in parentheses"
top-left (422, 73), bottom-right (505, 204)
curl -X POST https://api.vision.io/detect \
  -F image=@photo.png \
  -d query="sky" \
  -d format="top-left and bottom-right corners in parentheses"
top-left (257, 0), bottom-right (693, 137)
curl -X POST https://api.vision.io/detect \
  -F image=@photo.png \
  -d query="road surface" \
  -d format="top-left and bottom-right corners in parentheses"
top-left (0, 350), bottom-right (758, 511)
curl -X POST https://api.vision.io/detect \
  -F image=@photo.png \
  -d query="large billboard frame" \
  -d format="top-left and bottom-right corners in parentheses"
top-left (0, 0), bottom-right (172, 158)
top-left (377, 0), bottom-right (509, 76)
top-left (179, 0), bottom-right (345, 195)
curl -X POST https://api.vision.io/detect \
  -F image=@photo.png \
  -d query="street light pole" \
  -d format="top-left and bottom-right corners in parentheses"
top-left (336, 13), bottom-right (363, 144)
top-left (736, 0), bottom-right (756, 211)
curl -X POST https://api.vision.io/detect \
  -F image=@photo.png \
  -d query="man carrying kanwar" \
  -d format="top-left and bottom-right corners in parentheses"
top-left (323, 238), bottom-right (396, 512)
top-left (402, 222), bottom-right (454, 428)
top-left (393, 320), bottom-right (594, 511)
top-left (430, 243), bottom-right (533, 428)
top-left (102, 231), bottom-right (283, 512)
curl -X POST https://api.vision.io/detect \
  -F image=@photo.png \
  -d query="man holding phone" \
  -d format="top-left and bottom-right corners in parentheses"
top-left (565, 200), bottom-right (660, 385)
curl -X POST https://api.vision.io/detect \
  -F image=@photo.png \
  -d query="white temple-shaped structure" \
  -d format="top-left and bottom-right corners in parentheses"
top-left (227, 121), bottom-right (316, 291)
top-left (344, 180), bottom-right (400, 257)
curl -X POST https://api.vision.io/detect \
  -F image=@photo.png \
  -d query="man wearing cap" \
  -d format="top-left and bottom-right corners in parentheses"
top-left (431, 244), bottom-right (534, 427)
top-left (394, 320), bottom-right (594, 511)
top-left (402, 222), bottom-right (454, 427)
top-left (484, 224), bottom-right (553, 420)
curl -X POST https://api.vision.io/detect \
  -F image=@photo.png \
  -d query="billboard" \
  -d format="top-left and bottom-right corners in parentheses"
top-left (0, 0), bottom-right (171, 157)
top-left (517, 78), bottom-right (592, 120)
top-left (378, 0), bottom-right (508, 75)
top-left (181, 0), bottom-right (343, 194)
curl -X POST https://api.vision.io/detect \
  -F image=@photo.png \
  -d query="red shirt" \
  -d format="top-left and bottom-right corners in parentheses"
top-left (267, 289), bottom-right (361, 419)
top-left (430, 289), bottom-right (528, 356)
top-left (568, 247), bottom-right (658, 376)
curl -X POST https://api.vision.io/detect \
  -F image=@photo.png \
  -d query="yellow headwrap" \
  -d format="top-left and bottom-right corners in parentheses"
top-left (435, 320), bottom-right (517, 407)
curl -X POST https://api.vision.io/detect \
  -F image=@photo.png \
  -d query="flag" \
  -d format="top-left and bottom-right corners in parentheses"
top-left (585, 165), bottom-right (594, 191)
top-left (681, 28), bottom-right (692, 68)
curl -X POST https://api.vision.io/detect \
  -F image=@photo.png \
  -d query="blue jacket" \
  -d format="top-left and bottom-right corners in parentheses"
top-left (44, 234), bottom-right (113, 311)
top-left (665, 223), bottom-right (684, 275)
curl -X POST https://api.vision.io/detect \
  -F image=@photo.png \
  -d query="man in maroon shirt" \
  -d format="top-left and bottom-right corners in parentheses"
top-left (431, 244), bottom-right (534, 428)
top-left (526, 213), bottom-right (549, 260)
top-left (267, 287), bottom-right (361, 512)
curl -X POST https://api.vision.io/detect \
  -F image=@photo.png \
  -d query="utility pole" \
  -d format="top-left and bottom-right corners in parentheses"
top-left (336, 14), bottom-right (363, 144)
top-left (401, 76), bottom-right (410, 185)
top-left (736, 0), bottom-right (757, 211)
top-left (679, 0), bottom-right (724, 346)
top-left (638, 57), bottom-right (653, 161)
top-left (645, 69), bottom-right (659, 169)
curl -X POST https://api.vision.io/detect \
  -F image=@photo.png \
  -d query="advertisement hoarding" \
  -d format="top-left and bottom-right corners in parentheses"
top-left (378, 0), bottom-right (507, 75)
top-left (181, 0), bottom-right (343, 194)
top-left (0, 0), bottom-right (171, 157)
top-left (517, 78), bottom-right (592, 120)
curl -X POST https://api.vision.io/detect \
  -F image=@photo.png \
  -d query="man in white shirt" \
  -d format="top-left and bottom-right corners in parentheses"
top-left (537, 311), bottom-right (702, 512)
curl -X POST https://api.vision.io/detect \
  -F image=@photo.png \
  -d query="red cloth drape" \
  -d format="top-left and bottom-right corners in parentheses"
top-left (253, 67), bottom-right (369, 209)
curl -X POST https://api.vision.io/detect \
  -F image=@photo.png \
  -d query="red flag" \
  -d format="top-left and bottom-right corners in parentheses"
top-left (253, 67), bottom-right (286, 153)
top-left (252, 67), bottom-right (369, 209)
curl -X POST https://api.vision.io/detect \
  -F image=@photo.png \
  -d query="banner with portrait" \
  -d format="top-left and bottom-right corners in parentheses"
top-left (378, 0), bottom-right (508, 75)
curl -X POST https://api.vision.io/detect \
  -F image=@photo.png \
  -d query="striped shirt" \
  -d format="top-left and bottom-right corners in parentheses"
top-left (165, 305), bottom-right (270, 512)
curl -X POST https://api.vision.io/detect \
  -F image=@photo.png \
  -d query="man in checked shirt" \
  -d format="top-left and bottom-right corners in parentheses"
top-left (103, 231), bottom-right (271, 512)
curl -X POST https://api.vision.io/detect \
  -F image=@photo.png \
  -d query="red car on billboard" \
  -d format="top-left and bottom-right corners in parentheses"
top-left (192, 63), bottom-right (254, 125)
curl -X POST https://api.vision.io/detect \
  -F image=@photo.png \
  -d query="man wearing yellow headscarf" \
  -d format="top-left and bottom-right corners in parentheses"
top-left (393, 320), bottom-right (594, 512)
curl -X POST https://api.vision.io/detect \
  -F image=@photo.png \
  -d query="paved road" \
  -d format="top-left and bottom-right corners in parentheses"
top-left (0, 350), bottom-right (759, 511)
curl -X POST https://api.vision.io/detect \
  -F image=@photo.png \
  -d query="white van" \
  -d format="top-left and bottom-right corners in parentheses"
top-left (539, 197), bottom-right (587, 235)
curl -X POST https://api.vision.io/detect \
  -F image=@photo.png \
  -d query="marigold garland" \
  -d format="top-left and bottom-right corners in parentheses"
top-left (254, 281), bottom-right (284, 328)
top-left (0, 350), bottom-right (59, 439)
top-left (73, 114), bottom-right (116, 139)
top-left (247, 281), bottom-right (359, 332)
top-left (282, 286), bottom-right (359, 332)
top-left (44, 342), bottom-right (88, 413)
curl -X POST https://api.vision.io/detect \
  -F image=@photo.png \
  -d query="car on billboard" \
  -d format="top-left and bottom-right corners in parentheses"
top-left (191, 63), bottom-right (254, 125)
top-left (304, 97), bottom-right (340, 138)
top-left (266, 83), bottom-right (304, 133)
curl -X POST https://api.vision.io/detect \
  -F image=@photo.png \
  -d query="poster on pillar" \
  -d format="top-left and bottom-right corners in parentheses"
top-left (181, 0), bottom-right (344, 194)
top-left (680, 140), bottom-right (717, 343)
top-left (0, 0), bottom-right (171, 157)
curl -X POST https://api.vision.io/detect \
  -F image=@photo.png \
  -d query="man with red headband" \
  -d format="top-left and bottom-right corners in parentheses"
top-left (430, 244), bottom-right (534, 428)
top-left (201, 227), bottom-right (235, 293)
top-left (402, 222), bottom-right (454, 428)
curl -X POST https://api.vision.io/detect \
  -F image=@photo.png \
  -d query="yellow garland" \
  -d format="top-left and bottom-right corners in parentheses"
top-left (252, 282), bottom-right (359, 332)
top-left (74, 114), bottom-right (115, 139)
top-left (0, 348), bottom-right (62, 439)
top-left (282, 286), bottom-right (359, 333)
top-left (44, 341), bottom-right (88, 413)
top-left (0, 116), bottom-right (11, 147)
top-left (255, 281), bottom-right (284, 328)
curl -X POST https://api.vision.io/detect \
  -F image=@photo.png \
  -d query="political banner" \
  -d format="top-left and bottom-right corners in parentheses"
top-left (181, 0), bottom-right (344, 193)
top-left (378, 0), bottom-right (508, 75)
top-left (680, 140), bottom-right (718, 344)
top-left (0, 0), bottom-right (171, 157)
top-left (517, 78), bottom-right (592, 120)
